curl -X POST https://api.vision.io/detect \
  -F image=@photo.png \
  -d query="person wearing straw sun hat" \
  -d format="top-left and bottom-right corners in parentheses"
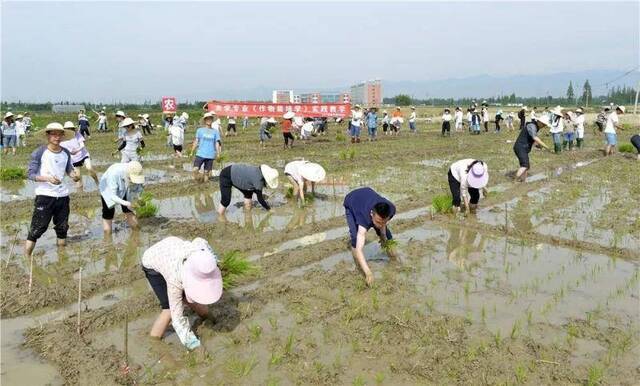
top-left (603, 105), bottom-right (625, 156)
top-left (513, 116), bottom-right (551, 182)
top-left (282, 111), bottom-right (296, 148)
top-left (448, 159), bottom-right (489, 214)
top-left (115, 117), bottom-right (145, 163)
top-left (574, 108), bottom-right (586, 149)
top-left (141, 236), bottom-right (223, 354)
top-left (99, 160), bottom-right (145, 233)
top-left (15, 114), bottom-right (26, 148)
top-left (349, 104), bottom-right (363, 143)
top-left (284, 160), bottom-right (326, 205)
top-left (60, 121), bottom-right (99, 190)
top-left (191, 112), bottom-right (222, 182)
top-left (24, 122), bottom-right (80, 261)
top-left (2, 112), bottom-right (17, 155)
top-left (259, 117), bottom-right (276, 148)
top-left (217, 163), bottom-right (279, 215)
top-left (549, 106), bottom-right (564, 154)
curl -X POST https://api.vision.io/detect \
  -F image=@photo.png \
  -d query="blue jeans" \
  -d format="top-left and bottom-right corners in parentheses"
top-left (368, 126), bottom-right (377, 137)
top-left (2, 135), bottom-right (16, 147)
top-left (409, 122), bottom-right (416, 131)
top-left (552, 133), bottom-right (562, 145)
top-left (564, 132), bottom-right (575, 142)
top-left (605, 133), bottom-right (617, 146)
top-left (349, 124), bottom-right (361, 137)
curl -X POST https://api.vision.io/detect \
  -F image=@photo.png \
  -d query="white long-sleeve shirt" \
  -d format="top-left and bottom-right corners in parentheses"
top-left (450, 159), bottom-right (487, 202)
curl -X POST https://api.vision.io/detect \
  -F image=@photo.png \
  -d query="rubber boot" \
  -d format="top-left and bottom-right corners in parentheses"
top-left (554, 143), bottom-right (561, 154)
top-left (577, 138), bottom-right (583, 149)
top-left (562, 140), bottom-right (568, 150)
top-left (351, 137), bottom-right (355, 144)
top-left (356, 137), bottom-right (361, 143)
top-left (569, 140), bottom-right (574, 150)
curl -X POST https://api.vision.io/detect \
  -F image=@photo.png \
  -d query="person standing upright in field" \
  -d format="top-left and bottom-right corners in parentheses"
top-left (494, 110), bottom-right (503, 133)
top-left (343, 187), bottom-right (398, 287)
top-left (25, 123), bottom-right (80, 260)
top-left (391, 107), bottom-right (403, 136)
top-left (366, 107), bottom-right (378, 141)
top-left (349, 105), bottom-right (363, 143)
top-left (549, 106), bottom-right (564, 154)
top-left (454, 107), bottom-right (463, 132)
top-left (23, 112), bottom-right (33, 133)
top-left (95, 110), bottom-right (108, 132)
top-left (78, 113), bottom-right (91, 139)
top-left (481, 103), bottom-right (489, 132)
top-left (2, 112), bottom-right (17, 155)
top-left (282, 111), bottom-right (295, 149)
top-left (603, 105), bottom-right (625, 156)
top-left (116, 117), bottom-right (145, 163)
top-left (191, 112), bottom-right (222, 182)
top-left (15, 114), bottom-right (26, 147)
top-left (441, 108), bottom-right (452, 136)
top-left (574, 108), bottom-right (586, 149)
top-left (409, 106), bottom-right (417, 133)
top-left (382, 110), bottom-right (390, 135)
top-left (226, 116), bottom-right (237, 136)
top-left (506, 112), bottom-right (514, 131)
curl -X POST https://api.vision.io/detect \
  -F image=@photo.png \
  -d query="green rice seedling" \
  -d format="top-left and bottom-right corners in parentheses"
top-left (464, 281), bottom-right (471, 297)
top-left (352, 376), bottom-right (365, 386)
top-left (268, 316), bottom-right (278, 330)
top-left (432, 194), bottom-right (453, 214)
top-left (587, 364), bottom-right (604, 386)
top-left (426, 297), bottom-right (435, 312)
top-left (481, 305), bottom-right (486, 324)
top-left (285, 186), bottom-right (294, 198)
top-left (527, 309), bottom-right (533, 326)
top-left (247, 324), bottom-right (262, 342)
top-left (618, 143), bottom-right (634, 153)
top-left (494, 329), bottom-right (502, 348)
top-left (381, 239), bottom-right (398, 254)
top-left (269, 351), bottom-right (284, 366)
top-left (284, 332), bottom-right (295, 355)
top-left (510, 320), bottom-right (521, 340)
top-left (514, 363), bottom-right (528, 384)
top-left (348, 148), bottom-right (356, 160)
top-left (335, 132), bottom-right (346, 142)
top-left (339, 149), bottom-right (348, 160)
top-left (0, 167), bottom-right (26, 181)
top-left (375, 372), bottom-right (385, 385)
top-left (227, 356), bottom-right (257, 378)
top-left (218, 250), bottom-right (258, 289)
top-left (135, 192), bottom-right (158, 218)
top-left (266, 376), bottom-right (280, 386)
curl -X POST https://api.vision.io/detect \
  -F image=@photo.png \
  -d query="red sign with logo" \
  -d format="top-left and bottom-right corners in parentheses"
top-left (161, 97), bottom-right (177, 113)
top-left (205, 101), bottom-right (351, 118)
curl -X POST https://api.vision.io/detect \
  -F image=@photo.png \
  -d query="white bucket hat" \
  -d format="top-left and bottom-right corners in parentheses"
top-left (142, 113), bottom-right (150, 119)
top-left (4, 112), bottom-right (14, 119)
top-left (120, 117), bottom-right (136, 127)
top-left (267, 117), bottom-right (277, 124)
top-left (260, 164), bottom-right (279, 189)
top-left (16, 114), bottom-right (23, 119)
top-left (299, 162), bottom-right (326, 183)
top-left (617, 105), bottom-right (626, 113)
top-left (115, 110), bottom-right (126, 117)
top-left (551, 106), bottom-right (564, 117)
top-left (467, 162), bottom-right (489, 189)
top-left (181, 112), bottom-right (189, 120)
top-left (44, 122), bottom-right (75, 135)
top-left (535, 115), bottom-right (551, 128)
top-left (575, 108), bottom-right (583, 114)
top-left (283, 111), bottom-right (295, 119)
top-left (182, 245), bottom-right (223, 305)
top-left (63, 121), bottom-right (76, 129)
top-left (203, 112), bottom-right (215, 120)
top-left (127, 161), bottom-right (145, 184)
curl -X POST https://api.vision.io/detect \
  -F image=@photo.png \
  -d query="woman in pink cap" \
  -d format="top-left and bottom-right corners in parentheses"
top-left (448, 159), bottom-right (489, 214)
top-left (141, 236), bottom-right (223, 353)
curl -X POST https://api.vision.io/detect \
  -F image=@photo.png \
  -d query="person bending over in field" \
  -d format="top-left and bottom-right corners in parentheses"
top-left (142, 236), bottom-right (223, 358)
top-left (284, 160), bottom-right (326, 206)
top-left (99, 161), bottom-right (145, 233)
top-left (448, 159), bottom-right (489, 214)
top-left (513, 116), bottom-right (551, 182)
top-left (343, 187), bottom-right (398, 287)
top-left (191, 112), bottom-right (222, 182)
top-left (217, 163), bottom-right (279, 216)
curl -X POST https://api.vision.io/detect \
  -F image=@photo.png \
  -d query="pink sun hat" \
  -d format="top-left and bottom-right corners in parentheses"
top-left (467, 162), bottom-right (489, 189)
top-left (182, 246), bottom-right (223, 305)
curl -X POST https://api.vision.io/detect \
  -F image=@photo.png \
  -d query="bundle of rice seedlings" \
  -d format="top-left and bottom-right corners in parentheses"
top-left (218, 250), bottom-right (258, 289)
top-left (135, 192), bottom-right (158, 218)
top-left (432, 194), bottom-right (453, 214)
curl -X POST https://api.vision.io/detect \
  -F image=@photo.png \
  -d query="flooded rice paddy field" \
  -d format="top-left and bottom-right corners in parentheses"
top-left (1, 120), bottom-right (638, 385)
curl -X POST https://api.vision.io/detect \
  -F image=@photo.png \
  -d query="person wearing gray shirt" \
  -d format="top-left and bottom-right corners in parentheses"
top-left (217, 163), bottom-right (279, 215)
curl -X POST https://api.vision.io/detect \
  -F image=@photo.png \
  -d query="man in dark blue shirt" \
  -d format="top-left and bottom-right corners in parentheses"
top-left (343, 187), bottom-right (397, 286)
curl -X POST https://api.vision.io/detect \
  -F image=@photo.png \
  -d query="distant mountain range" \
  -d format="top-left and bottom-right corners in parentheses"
top-left (380, 69), bottom-right (639, 99)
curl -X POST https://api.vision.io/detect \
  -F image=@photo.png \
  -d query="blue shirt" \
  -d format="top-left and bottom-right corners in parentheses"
top-left (366, 112), bottom-right (377, 128)
top-left (195, 127), bottom-right (221, 159)
top-left (343, 187), bottom-right (395, 230)
top-left (99, 163), bottom-right (130, 208)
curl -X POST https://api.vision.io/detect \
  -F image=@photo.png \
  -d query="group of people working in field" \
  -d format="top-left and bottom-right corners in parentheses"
top-left (12, 98), bottom-right (633, 356)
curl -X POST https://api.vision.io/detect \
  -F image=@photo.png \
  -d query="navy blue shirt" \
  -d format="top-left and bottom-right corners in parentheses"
top-left (344, 187), bottom-right (395, 229)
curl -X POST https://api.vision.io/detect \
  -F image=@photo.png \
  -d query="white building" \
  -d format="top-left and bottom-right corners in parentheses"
top-left (272, 90), bottom-right (294, 103)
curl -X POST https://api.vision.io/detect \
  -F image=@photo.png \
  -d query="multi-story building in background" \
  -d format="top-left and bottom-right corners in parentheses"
top-left (272, 90), bottom-right (294, 103)
top-left (349, 79), bottom-right (382, 106)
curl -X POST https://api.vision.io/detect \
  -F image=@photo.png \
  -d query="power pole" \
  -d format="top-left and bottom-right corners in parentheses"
top-left (634, 80), bottom-right (639, 115)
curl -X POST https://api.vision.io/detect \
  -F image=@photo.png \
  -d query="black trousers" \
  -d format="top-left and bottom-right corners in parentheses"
top-left (442, 121), bottom-right (451, 135)
top-left (27, 195), bottom-right (70, 242)
top-left (80, 127), bottom-right (90, 137)
top-left (448, 170), bottom-right (479, 207)
top-left (631, 135), bottom-right (640, 153)
top-left (283, 132), bottom-right (294, 145)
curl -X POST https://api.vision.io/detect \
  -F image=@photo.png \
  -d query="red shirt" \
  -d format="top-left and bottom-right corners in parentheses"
top-left (282, 120), bottom-right (292, 133)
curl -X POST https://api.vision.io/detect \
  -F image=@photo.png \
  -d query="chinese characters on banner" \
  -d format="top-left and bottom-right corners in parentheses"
top-left (205, 101), bottom-right (352, 118)
top-left (161, 97), bottom-right (177, 113)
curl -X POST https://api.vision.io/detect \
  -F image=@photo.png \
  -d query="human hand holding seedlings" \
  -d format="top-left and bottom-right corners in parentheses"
top-left (48, 175), bottom-right (62, 184)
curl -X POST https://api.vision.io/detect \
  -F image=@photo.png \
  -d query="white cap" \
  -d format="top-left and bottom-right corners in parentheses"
top-left (120, 117), bottom-right (136, 127)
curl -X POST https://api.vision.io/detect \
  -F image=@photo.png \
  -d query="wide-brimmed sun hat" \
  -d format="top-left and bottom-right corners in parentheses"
top-left (260, 164), bottom-right (279, 189)
top-left (551, 106), bottom-right (564, 116)
top-left (120, 117), bottom-right (136, 127)
top-left (203, 112), bottom-right (215, 120)
top-left (283, 111), bottom-right (295, 119)
top-left (267, 117), bottom-right (277, 124)
top-left (63, 121), bottom-right (76, 129)
top-left (575, 108), bottom-right (583, 114)
top-left (299, 162), bottom-right (326, 183)
top-left (115, 110), bottom-right (126, 117)
top-left (182, 247), bottom-right (223, 305)
top-left (354, 104), bottom-right (361, 109)
top-left (617, 105), bottom-right (626, 113)
top-left (127, 161), bottom-right (145, 184)
top-left (4, 112), bottom-right (14, 119)
top-left (45, 122), bottom-right (64, 132)
top-left (16, 114), bottom-right (23, 119)
top-left (142, 113), bottom-right (150, 119)
top-left (411, 106), bottom-right (416, 110)
top-left (535, 115), bottom-right (551, 128)
top-left (467, 162), bottom-right (489, 189)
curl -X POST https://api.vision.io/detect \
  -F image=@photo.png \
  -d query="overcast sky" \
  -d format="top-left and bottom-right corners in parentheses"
top-left (1, 1), bottom-right (638, 102)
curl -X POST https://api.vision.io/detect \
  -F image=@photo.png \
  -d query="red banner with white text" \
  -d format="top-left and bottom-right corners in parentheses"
top-left (205, 101), bottom-right (351, 118)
